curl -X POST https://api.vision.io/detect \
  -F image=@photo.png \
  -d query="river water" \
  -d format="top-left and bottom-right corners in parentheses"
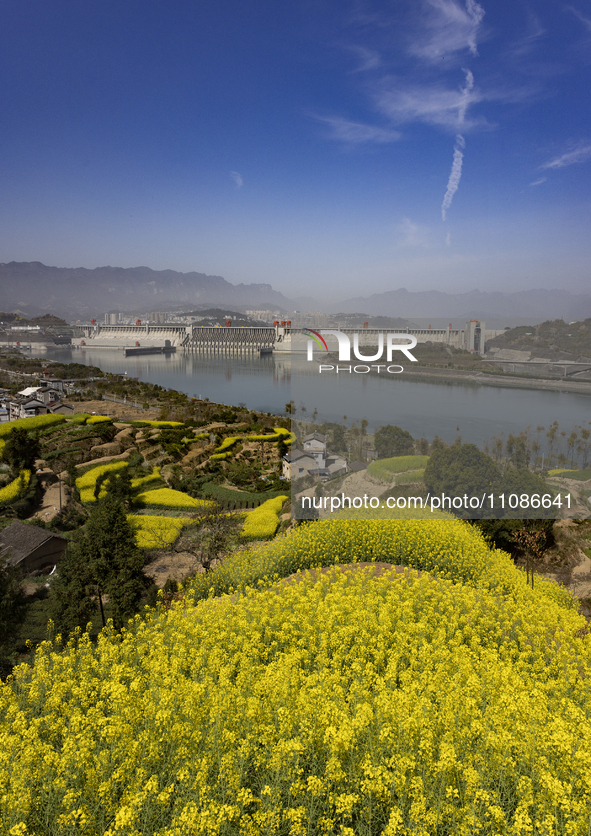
top-left (31, 346), bottom-right (591, 450)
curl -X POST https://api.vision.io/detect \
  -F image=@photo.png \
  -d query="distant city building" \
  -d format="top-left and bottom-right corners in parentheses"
top-left (105, 313), bottom-right (118, 325)
top-left (150, 312), bottom-right (167, 323)
top-left (245, 310), bottom-right (282, 322)
top-left (284, 311), bottom-right (330, 328)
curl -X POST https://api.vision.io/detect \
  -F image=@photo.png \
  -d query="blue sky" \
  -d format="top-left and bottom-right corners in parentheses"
top-left (2, 0), bottom-right (591, 303)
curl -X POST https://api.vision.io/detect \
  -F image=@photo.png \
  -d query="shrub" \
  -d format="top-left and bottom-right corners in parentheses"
top-left (241, 495), bottom-right (287, 540)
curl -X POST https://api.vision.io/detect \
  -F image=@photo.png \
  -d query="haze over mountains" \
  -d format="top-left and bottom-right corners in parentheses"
top-left (0, 262), bottom-right (292, 319)
top-left (337, 288), bottom-right (591, 322)
top-left (1, 261), bottom-right (590, 323)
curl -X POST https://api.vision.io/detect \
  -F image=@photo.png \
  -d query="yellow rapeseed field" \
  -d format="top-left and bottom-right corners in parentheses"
top-left (135, 488), bottom-right (215, 511)
top-left (0, 414), bottom-right (65, 438)
top-left (75, 461), bottom-right (129, 504)
top-left (128, 514), bottom-right (193, 549)
top-left (241, 495), bottom-right (288, 540)
top-left (0, 470), bottom-right (31, 504)
top-left (1, 518), bottom-right (590, 835)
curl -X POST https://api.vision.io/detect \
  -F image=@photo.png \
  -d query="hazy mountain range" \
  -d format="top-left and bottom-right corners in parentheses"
top-left (337, 288), bottom-right (591, 322)
top-left (0, 262), bottom-right (293, 319)
top-left (1, 261), bottom-right (590, 323)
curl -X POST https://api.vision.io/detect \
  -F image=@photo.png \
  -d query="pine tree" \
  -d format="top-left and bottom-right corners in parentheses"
top-left (49, 543), bottom-right (97, 635)
top-left (4, 428), bottom-right (39, 475)
top-left (50, 495), bottom-right (153, 634)
top-left (82, 495), bottom-right (152, 630)
top-left (0, 557), bottom-right (25, 676)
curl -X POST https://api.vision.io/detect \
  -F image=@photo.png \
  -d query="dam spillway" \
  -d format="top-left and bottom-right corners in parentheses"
top-left (77, 323), bottom-right (493, 354)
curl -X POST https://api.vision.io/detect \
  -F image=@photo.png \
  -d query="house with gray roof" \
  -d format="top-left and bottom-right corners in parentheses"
top-left (0, 521), bottom-right (68, 574)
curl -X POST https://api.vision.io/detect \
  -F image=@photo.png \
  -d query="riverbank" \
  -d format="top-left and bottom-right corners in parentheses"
top-left (385, 364), bottom-right (591, 396)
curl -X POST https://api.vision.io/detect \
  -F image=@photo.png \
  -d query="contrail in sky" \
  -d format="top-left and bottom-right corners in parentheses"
top-left (441, 135), bottom-right (465, 220)
top-left (441, 69), bottom-right (474, 220)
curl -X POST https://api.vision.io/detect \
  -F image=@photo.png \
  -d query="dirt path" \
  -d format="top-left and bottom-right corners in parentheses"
top-left (294, 467), bottom-right (388, 517)
top-left (69, 399), bottom-right (161, 421)
top-left (33, 480), bottom-right (68, 522)
top-left (336, 468), bottom-right (387, 498)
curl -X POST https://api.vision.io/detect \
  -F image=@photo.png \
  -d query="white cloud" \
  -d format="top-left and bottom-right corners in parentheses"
top-left (541, 143), bottom-right (591, 169)
top-left (315, 115), bottom-right (401, 144)
top-left (567, 5), bottom-right (591, 32)
top-left (346, 45), bottom-right (382, 72)
top-left (530, 176), bottom-right (547, 186)
top-left (374, 71), bottom-right (483, 132)
top-left (506, 13), bottom-right (545, 58)
top-left (230, 171), bottom-right (243, 188)
top-left (441, 134), bottom-right (465, 220)
top-left (409, 0), bottom-right (485, 62)
top-left (396, 217), bottom-right (430, 247)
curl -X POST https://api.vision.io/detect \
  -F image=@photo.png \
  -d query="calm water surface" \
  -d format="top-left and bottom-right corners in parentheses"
top-left (32, 346), bottom-right (591, 448)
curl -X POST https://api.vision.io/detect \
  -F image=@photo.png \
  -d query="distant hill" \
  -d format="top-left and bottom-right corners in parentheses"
top-left (0, 262), bottom-right (294, 319)
top-left (2, 262), bottom-right (590, 324)
top-left (487, 318), bottom-right (591, 361)
top-left (338, 288), bottom-right (591, 321)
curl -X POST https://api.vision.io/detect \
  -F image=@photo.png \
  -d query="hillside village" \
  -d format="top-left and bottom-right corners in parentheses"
top-left (0, 352), bottom-right (590, 677)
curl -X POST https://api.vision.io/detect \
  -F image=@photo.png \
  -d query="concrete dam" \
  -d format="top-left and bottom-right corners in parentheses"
top-left (78, 321), bottom-right (493, 354)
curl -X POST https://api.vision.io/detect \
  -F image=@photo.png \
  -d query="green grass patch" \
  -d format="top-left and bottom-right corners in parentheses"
top-left (201, 482), bottom-right (286, 506)
top-left (368, 455), bottom-right (430, 481)
top-left (395, 468), bottom-right (425, 485)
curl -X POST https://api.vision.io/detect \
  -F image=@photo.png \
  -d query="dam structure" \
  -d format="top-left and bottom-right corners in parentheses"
top-left (78, 321), bottom-right (496, 354)
top-left (79, 322), bottom-right (276, 352)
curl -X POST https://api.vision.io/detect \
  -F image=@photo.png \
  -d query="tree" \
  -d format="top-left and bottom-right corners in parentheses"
top-left (0, 557), bottom-right (25, 676)
top-left (4, 428), bottom-right (39, 475)
top-left (424, 442), bottom-right (502, 519)
top-left (511, 525), bottom-right (547, 589)
top-left (49, 543), bottom-right (98, 635)
top-left (505, 432), bottom-right (531, 469)
top-left (430, 435), bottom-right (446, 453)
top-left (50, 495), bottom-right (153, 633)
top-left (500, 468), bottom-right (554, 519)
top-left (470, 517), bottom-right (554, 557)
top-left (374, 425), bottom-right (414, 459)
top-left (142, 504), bottom-right (236, 573)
